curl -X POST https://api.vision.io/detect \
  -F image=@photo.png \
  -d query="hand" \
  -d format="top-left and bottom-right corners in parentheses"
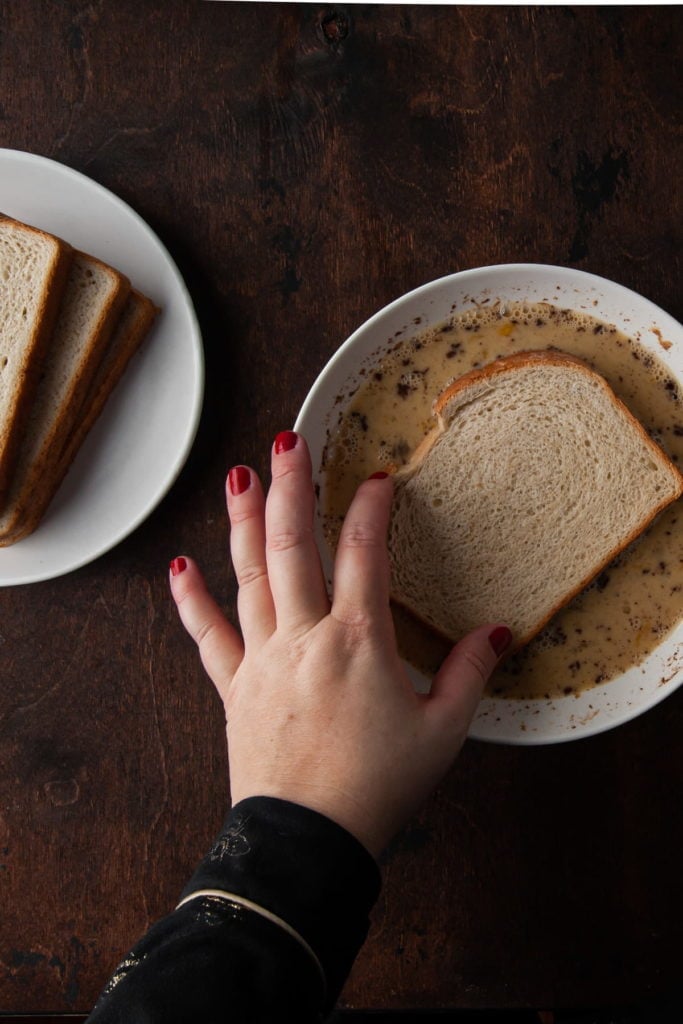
top-left (169, 431), bottom-right (510, 858)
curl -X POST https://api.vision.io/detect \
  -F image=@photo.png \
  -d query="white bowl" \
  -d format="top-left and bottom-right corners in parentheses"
top-left (295, 264), bottom-right (683, 745)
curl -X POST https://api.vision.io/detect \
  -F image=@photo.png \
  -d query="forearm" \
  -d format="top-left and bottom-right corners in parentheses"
top-left (86, 797), bottom-right (381, 1023)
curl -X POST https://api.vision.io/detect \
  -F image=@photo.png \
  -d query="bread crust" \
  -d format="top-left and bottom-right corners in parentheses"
top-left (0, 251), bottom-right (132, 537)
top-left (390, 349), bottom-right (683, 653)
top-left (33, 252), bottom-right (132, 467)
top-left (0, 290), bottom-right (158, 545)
top-left (0, 214), bottom-right (74, 500)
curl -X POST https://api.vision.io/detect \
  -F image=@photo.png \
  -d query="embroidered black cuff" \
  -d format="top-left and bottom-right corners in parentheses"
top-left (179, 797), bottom-right (382, 1005)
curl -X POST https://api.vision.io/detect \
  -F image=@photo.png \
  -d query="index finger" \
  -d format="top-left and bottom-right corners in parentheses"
top-left (331, 473), bottom-right (394, 628)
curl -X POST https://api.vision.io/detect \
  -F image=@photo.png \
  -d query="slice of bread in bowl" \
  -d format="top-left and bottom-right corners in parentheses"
top-left (388, 349), bottom-right (683, 651)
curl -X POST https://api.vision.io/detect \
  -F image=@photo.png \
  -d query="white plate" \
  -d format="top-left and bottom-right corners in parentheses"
top-left (0, 149), bottom-right (203, 585)
top-left (295, 264), bottom-right (683, 744)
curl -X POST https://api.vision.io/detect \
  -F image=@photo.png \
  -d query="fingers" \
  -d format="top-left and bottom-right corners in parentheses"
top-left (264, 431), bottom-right (330, 632)
top-left (427, 623), bottom-right (512, 731)
top-left (331, 473), bottom-right (394, 629)
top-left (226, 465), bottom-right (276, 647)
top-left (169, 556), bottom-right (244, 701)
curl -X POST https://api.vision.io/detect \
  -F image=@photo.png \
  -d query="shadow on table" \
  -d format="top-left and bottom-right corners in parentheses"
top-left (1, 1000), bottom-right (679, 1023)
top-left (331, 1002), bottom-right (678, 1023)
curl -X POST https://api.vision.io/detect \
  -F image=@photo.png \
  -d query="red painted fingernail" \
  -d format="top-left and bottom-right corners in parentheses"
top-left (274, 430), bottom-right (298, 454)
top-left (489, 625), bottom-right (512, 657)
top-left (368, 471), bottom-right (389, 480)
top-left (170, 557), bottom-right (187, 577)
top-left (229, 465), bottom-right (251, 496)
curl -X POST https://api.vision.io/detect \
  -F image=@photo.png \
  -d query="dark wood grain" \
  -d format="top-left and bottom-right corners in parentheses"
top-left (0, 1), bottom-right (680, 1014)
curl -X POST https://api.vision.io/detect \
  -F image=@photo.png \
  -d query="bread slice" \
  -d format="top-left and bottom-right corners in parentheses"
top-left (0, 289), bottom-right (157, 546)
top-left (0, 214), bottom-right (72, 498)
top-left (387, 350), bottom-right (683, 650)
top-left (0, 251), bottom-right (130, 537)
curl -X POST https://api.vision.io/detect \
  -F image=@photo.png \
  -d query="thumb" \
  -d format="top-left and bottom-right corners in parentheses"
top-left (427, 623), bottom-right (512, 728)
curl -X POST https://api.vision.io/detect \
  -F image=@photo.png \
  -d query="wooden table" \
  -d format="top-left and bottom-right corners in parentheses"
top-left (0, 2), bottom-right (681, 1015)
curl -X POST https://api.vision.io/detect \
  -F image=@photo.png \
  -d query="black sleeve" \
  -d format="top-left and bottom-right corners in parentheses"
top-left (85, 797), bottom-right (382, 1023)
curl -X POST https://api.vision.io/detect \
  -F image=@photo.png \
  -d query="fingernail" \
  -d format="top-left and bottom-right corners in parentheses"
top-left (368, 471), bottom-right (389, 480)
top-left (229, 465), bottom-right (251, 496)
top-left (489, 625), bottom-right (512, 657)
top-left (170, 557), bottom-right (187, 577)
top-left (274, 430), bottom-right (298, 454)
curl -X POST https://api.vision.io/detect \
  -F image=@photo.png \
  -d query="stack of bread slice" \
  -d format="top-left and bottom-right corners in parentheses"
top-left (0, 213), bottom-right (157, 546)
top-left (388, 350), bottom-right (683, 651)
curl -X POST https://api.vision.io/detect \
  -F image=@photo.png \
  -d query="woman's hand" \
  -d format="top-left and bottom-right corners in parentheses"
top-left (169, 431), bottom-right (510, 859)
